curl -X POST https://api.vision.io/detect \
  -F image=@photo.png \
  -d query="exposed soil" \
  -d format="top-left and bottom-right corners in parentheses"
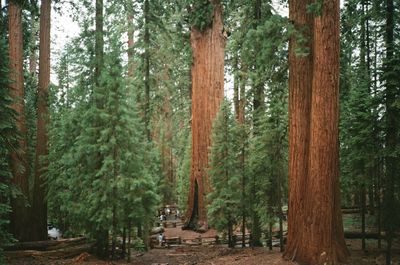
top-left (6, 213), bottom-right (400, 265)
top-left (6, 239), bottom-right (400, 265)
top-left (6, 244), bottom-right (400, 265)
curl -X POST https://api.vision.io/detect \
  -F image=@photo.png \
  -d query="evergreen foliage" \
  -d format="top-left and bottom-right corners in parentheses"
top-left (2, 0), bottom-right (399, 260)
top-left (0, 35), bottom-right (16, 264)
top-left (187, 0), bottom-right (214, 31)
top-left (46, 1), bottom-right (161, 257)
top-left (339, 0), bottom-right (400, 258)
top-left (207, 100), bottom-right (241, 245)
top-left (176, 132), bottom-right (191, 214)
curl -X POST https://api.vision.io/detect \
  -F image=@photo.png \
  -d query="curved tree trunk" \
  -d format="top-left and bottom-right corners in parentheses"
top-left (32, 0), bottom-right (51, 241)
top-left (185, 1), bottom-right (225, 231)
top-left (284, 0), bottom-right (349, 264)
top-left (8, 0), bottom-right (30, 242)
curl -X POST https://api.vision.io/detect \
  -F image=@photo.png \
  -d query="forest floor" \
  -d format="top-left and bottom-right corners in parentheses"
top-left (6, 228), bottom-right (400, 265)
top-left (6, 213), bottom-right (400, 265)
top-left (6, 241), bottom-right (400, 265)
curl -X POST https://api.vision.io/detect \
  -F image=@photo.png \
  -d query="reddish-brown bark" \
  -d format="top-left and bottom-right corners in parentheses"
top-left (284, 0), bottom-right (348, 264)
top-left (8, 0), bottom-right (31, 242)
top-left (185, 1), bottom-right (225, 230)
top-left (32, 0), bottom-right (51, 241)
top-left (284, 0), bottom-right (314, 260)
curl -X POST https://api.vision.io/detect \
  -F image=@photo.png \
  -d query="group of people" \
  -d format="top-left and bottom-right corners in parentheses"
top-left (158, 207), bottom-right (180, 223)
top-left (156, 206), bottom-right (181, 246)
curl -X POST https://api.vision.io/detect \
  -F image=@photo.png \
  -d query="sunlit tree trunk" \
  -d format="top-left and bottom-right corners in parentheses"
top-left (32, 0), bottom-right (51, 241)
top-left (185, 1), bottom-right (225, 231)
top-left (8, 0), bottom-right (30, 242)
top-left (284, 0), bottom-right (348, 264)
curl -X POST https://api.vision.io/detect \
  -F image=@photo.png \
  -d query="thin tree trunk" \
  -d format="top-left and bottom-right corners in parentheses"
top-left (111, 142), bottom-right (118, 259)
top-left (111, 203), bottom-right (116, 259)
top-left (252, 0), bottom-right (263, 114)
top-left (185, 1), bottom-right (225, 231)
top-left (268, 221), bottom-right (273, 250)
top-left (95, 0), bottom-right (104, 90)
top-left (361, 184), bottom-right (366, 251)
top-left (143, 0), bottom-right (151, 141)
top-left (250, 0), bottom-right (263, 245)
top-left (383, 1), bottom-right (396, 264)
top-left (277, 165), bottom-right (284, 252)
top-left (228, 220), bottom-right (233, 248)
top-left (127, 4), bottom-right (134, 78)
top-left (376, 161), bottom-right (382, 249)
top-left (122, 226), bottom-right (126, 259)
top-left (127, 220), bottom-right (132, 262)
top-left (233, 56), bottom-right (239, 120)
top-left (31, 0), bottom-right (51, 241)
top-left (233, 54), bottom-right (246, 248)
top-left (279, 211), bottom-right (283, 253)
top-left (94, 0), bottom-right (107, 257)
top-left (8, 0), bottom-right (30, 242)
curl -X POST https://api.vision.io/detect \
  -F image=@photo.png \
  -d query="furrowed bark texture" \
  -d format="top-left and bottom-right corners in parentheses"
top-left (186, 2), bottom-right (225, 230)
top-left (284, 0), bottom-right (314, 260)
top-left (32, 0), bottom-right (51, 241)
top-left (8, 0), bottom-right (30, 242)
top-left (284, 0), bottom-right (349, 264)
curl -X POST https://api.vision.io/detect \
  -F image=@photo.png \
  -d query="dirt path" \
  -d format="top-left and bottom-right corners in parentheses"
top-left (8, 245), bottom-right (399, 265)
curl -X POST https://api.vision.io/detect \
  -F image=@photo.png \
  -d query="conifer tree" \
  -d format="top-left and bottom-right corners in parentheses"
top-left (0, 33), bottom-right (16, 263)
top-left (208, 100), bottom-right (240, 248)
top-left (185, 0), bottom-right (225, 232)
top-left (8, 0), bottom-right (30, 242)
top-left (284, 0), bottom-right (349, 263)
top-left (46, 1), bottom-right (161, 258)
top-left (32, 0), bottom-right (51, 241)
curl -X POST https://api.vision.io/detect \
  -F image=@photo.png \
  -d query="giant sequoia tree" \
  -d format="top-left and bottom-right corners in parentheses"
top-left (185, 0), bottom-right (225, 231)
top-left (8, 0), bottom-right (30, 242)
top-left (32, 0), bottom-right (51, 241)
top-left (284, 0), bottom-right (349, 264)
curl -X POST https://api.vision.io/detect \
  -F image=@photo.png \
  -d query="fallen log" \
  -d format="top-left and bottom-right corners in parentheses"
top-left (344, 231), bottom-right (382, 239)
top-left (4, 243), bottom-right (93, 259)
top-left (345, 231), bottom-right (400, 239)
top-left (342, 208), bottom-right (360, 214)
top-left (4, 237), bottom-right (86, 251)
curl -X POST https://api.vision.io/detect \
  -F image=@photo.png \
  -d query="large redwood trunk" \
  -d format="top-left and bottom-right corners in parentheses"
top-left (284, 0), bottom-right (313, 260)
top-left (32, 0), bottom-right (51, 241)
top-left (8, 0), bottom-right (31, 242)
top-left (284, 0), bottom-right (348, 264)
top-left (185, 1), bottom-right (225, 231)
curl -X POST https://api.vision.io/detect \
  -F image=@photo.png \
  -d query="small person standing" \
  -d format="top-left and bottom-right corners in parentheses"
top-left (158, 233), bottom-right (164, 246)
